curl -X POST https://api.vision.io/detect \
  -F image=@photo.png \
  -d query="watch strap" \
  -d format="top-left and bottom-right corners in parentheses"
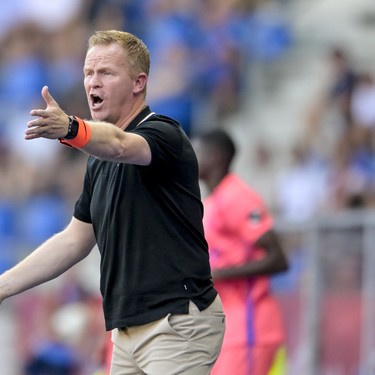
top-left (64, 116), bottom-right (79, 140)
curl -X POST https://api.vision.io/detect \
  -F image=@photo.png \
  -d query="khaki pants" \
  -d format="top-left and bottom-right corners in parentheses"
top-left (110, 295), bottom-right (225, 375)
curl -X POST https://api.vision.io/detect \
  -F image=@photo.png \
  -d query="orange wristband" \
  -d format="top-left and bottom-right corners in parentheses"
top-left (59, 117), bottom-right (92, 148)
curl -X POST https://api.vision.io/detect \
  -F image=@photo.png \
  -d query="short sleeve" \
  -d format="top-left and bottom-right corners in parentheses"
top-left (132, 118), bottom-right (183, 170)
top-left (218, 180), bottom-right (273, 246)
top-left (73, 165), bottom-right (92, 224)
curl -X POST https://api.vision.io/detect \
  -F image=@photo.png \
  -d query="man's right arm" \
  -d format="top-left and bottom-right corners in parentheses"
top-left (25, 87), bottom-right (152, 166)
top-left (0, 217), bottom-right (96, 304)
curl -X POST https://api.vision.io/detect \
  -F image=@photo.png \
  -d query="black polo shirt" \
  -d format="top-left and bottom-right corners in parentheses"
top-left (73, 107), bottom-right (216, 330)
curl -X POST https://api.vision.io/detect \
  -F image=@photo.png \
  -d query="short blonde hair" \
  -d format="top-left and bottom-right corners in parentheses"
top-left (88, 30), bottom-right (150, 81)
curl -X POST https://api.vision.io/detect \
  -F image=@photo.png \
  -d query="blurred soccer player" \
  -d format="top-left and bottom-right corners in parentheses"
top-left (193, 129), bottom-right (288, 375)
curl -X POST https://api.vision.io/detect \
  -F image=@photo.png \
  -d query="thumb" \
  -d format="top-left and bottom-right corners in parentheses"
top-left (41, 86), bottom-right (58, 107)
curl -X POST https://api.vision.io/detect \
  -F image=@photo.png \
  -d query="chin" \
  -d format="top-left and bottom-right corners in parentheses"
top-left (91, 112), bottom-right (105, 122)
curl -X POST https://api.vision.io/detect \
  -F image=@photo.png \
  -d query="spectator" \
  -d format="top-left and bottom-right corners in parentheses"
top-left (275, 141), bottom-right (330, 221)
top-left (351, 72), bottom-right (375, 130)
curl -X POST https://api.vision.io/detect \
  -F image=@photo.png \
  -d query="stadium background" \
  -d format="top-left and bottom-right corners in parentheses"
top-left (1, 0), bottom-right (375, 374)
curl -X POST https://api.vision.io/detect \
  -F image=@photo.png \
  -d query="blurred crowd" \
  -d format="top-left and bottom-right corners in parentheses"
top-left (269, 44), bottom-right (375, 375)
top-left (272, 46), bottom-right (375, 222)
top-left (0, 0), bottom-right (292, 272)
top-left (2, 0), bottom-right (375, 373)
top-left (0, 0), bottom-right (291, 374)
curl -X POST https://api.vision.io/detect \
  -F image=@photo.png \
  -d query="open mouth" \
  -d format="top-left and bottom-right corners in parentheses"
top-left (90, 94), bottom-right (103, 108)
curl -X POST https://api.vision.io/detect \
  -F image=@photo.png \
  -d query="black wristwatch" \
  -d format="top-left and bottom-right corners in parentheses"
top-left (64, 116), bottom-right (79, 140)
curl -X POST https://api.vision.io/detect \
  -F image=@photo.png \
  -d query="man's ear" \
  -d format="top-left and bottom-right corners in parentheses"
top-left (134, 73), bottom-right (148, 94)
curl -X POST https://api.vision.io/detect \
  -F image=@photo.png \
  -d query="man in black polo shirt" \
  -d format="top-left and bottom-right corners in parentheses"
top-left (0, 30), bottom-right (225, 374)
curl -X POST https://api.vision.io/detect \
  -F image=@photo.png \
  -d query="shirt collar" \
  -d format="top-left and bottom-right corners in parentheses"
top-left (125, 106), bottom-right (152, 132)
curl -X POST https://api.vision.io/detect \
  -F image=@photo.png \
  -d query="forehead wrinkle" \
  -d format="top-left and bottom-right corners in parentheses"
top-left (84, 47), bottom-right (127, 70)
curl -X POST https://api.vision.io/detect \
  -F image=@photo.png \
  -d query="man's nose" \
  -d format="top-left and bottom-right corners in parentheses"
top-left (88, 73), bottom-right (102, 87)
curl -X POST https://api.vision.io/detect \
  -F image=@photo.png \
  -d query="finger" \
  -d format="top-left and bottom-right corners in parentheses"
top-left (29, 109), bottom-right (47, 118)
top-left (27, 118), bottom-right (45, 128)
top-left (41, 86), bottom-right (58, 108)
top-left (25, 126), bottom-right (43, 140)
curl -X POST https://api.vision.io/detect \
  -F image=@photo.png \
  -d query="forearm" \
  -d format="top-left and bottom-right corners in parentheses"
top-left (68, 120), bottom-right (151, 165)
top-left (212, 256), bottom-right (286, 280)
top-left (0, 231), bottom-right (91, 303)
top-left (81, 120), bottom-right (130, 161)
top-left (212, 232), bottom-right (289, 280)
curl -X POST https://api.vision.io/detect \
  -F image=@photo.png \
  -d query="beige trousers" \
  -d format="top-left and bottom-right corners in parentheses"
top-left (110, 295), bottom-right (225, 375)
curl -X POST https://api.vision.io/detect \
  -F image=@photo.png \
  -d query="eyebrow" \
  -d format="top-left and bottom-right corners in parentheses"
top-left (83, 64), bottom-right (114, 73)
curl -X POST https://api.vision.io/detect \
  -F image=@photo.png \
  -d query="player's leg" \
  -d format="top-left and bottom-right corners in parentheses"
top-left (251, 343), bottom-right (284, 375)
top-left (210, 345), bottom-right (251, 375)
top-left (210, 343), bottom-right (286, 375)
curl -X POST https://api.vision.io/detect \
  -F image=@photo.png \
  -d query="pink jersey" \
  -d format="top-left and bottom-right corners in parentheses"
top-left (203, 174), bottom-right (285, 348)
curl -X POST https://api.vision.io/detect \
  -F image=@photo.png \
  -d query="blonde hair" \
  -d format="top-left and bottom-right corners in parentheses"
top-left (88, 30), bottom-right (150, 81)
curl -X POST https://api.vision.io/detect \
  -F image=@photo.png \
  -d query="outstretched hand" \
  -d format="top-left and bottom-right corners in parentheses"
top-left (25, 86), bottom-right (69, 140)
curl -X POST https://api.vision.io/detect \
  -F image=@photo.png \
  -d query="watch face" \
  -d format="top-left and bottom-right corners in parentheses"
top-left (65, 117), bottom-right (79, 139)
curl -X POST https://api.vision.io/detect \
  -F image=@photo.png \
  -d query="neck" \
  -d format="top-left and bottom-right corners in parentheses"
top-left (205, 169), bottom-right (229, 193)
top-left (119, 100), bottom-right (148, 130)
